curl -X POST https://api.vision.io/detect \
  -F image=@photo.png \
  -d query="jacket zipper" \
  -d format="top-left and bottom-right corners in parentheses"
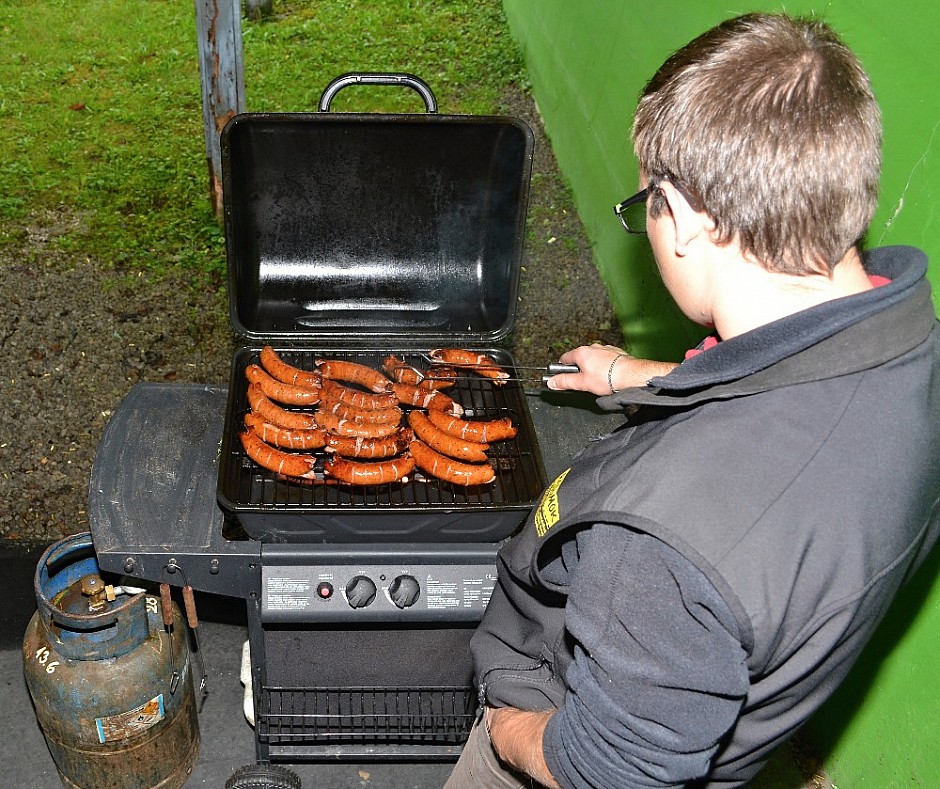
top-left (477, 657), bottom-right (552, 708)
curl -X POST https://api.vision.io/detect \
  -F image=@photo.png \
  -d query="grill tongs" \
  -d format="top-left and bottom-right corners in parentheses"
top-left (422, 360), bottom-right (580, 387)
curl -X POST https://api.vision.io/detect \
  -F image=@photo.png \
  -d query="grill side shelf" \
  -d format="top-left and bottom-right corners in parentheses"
top-left (89, 382), bottom-right (262, 598)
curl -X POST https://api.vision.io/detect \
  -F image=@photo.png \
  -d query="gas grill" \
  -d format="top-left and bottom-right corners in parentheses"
top-left (90, 73), bottom-right (555, 764)
top-left (89, 383), bottom-right (502, 761)
top-left (88, 382), bottom-right (620, 764)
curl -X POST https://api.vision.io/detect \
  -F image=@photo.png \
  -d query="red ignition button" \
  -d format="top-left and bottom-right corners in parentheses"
top-left (316, 581), bottom-right (334, 600)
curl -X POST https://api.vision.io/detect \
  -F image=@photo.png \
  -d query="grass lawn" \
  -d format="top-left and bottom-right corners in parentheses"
top-left (0, 0), bottom-right (525, 287)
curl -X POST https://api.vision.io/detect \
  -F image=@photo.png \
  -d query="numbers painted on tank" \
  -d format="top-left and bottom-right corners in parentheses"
top-left (33, 646), bottom-right (60, 674)
top-left (146, 596), bottom-right (159, 614)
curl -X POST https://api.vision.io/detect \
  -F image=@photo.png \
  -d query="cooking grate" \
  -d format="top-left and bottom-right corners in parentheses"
top-left (218, 348), bottom-right (545, 512)
top-left (257, 686), bottom-right (477, 745)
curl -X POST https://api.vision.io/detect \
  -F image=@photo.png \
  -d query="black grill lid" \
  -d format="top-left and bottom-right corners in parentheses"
top-left (220, 74), bottom-right (534, 346)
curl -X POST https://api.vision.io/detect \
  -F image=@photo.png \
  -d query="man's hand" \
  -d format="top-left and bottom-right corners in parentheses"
top-left (546, 343), bottom-right (677, 395)
top-left (487, 706), bottom-right (562, 789)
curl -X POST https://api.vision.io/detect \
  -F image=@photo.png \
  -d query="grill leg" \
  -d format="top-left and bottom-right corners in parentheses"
top-left (245, 598), bottom-right (270, 764)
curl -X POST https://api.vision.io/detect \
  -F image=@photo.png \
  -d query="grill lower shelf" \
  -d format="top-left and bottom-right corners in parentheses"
top-left (254, 623), bottom-right (481, 761)
top-left (258, 686), bottom-right (476, 746)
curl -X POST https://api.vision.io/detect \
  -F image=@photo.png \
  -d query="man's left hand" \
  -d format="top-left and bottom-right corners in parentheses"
top-left (487, 706), bottom-right (562, 788)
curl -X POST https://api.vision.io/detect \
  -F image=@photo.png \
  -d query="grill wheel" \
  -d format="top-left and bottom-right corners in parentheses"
top-left (225, 763), bottom-right (302, 789)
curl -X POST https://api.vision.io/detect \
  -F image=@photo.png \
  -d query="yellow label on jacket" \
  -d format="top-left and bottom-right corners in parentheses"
top-left (534, 468), bottom-right (570, 537)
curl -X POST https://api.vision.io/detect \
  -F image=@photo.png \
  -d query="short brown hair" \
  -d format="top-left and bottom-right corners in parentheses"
top-left (632, 13), bottom-right (881, 275)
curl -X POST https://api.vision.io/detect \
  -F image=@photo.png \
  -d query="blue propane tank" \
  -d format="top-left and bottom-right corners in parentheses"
top-left (22, 532), bottom-right (200, 789)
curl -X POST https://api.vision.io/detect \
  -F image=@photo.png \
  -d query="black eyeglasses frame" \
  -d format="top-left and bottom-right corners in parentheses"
top-left (613, 186), bottom-right (654, 235)
top-left (614, 179), bottom-right (705, 235)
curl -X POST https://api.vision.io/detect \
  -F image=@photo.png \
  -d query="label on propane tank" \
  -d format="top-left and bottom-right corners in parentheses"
top-left (95, 694), bottom-right (165, 743)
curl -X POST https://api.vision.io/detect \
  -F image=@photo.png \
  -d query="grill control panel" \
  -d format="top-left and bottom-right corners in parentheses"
top-left (261, 560), bottom-right (498, 623)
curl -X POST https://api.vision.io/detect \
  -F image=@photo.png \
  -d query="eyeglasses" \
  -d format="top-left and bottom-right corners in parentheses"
top-left (614, 181), bottom-right (704, 235)
top-left (613, 186), bottom-right (653, 235)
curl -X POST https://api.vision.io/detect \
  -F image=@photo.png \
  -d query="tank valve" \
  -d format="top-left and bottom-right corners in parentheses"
top-left (80, 574), bottom-right (108, 612)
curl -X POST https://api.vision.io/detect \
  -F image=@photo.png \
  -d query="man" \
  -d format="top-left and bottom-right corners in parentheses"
top-left (445, 12), bottom-right (940, 789)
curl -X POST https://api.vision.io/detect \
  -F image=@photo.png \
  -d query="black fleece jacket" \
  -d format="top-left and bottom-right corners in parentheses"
top-left (472, 246), bottom-right (940, 788)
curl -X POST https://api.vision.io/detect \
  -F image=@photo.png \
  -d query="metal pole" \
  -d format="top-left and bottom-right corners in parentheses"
top-left (194, 0), bottom-right (245, 221)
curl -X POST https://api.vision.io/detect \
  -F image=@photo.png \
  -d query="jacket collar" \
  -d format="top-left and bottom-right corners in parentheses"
top-left (599, 246), bottom-right (935, 409)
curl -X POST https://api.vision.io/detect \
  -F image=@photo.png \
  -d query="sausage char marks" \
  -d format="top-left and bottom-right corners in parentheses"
top-left (407, 410), bottom-right (489, 463)
top-left (325, 428), bottom-right (414, 459)
top-left (314, 410), bottom-right (402, 438)
top-left (240, 429), bottom-right (317, 479)
top-left (323, 454), bottom-right (415, 485)
top-left (318, 393), bottom-right (403, 425)
top-left (259, 346), bottom-right (322, 389)
top-left (391, 383), bottom-right (463, 416)
top-left (383, 355), bottom-right (426, 386)
top-left (245, 363), bottom-right (320, 406)
top-left (316, 358), bottom-right (392, 394)
top-left (426, 409), bottom-right (517, 443)
top-left (246, 383), bottom-right (319, 430)
top-left (320, 378), bottom-right (399, 410)
top-left (420, 365), bottom-right (457, 390)
top-left (410, 439), bottom-right (495, 486)
top-left (428, 348), bottom-right (509, 385)
top-left (244, 413), bottom-right (327, 450)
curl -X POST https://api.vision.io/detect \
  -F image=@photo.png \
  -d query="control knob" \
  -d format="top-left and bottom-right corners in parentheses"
top-left (388, 574), bottom-right (421, 609)
top-left (344, 575), bottom-right (377, 609)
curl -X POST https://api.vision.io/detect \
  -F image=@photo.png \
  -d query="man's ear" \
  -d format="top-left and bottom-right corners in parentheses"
top-left (660, 181), bottom-right (712, 256)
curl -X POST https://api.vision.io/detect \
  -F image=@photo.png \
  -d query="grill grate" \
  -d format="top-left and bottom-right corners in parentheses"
top-left (257, 686), bottom-right (477, 745)
top-left (219, 347), bottom-right (545, 511)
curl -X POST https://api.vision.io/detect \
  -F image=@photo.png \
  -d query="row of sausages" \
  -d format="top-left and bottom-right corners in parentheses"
top-left (237, 347), bottom-right (517, 487)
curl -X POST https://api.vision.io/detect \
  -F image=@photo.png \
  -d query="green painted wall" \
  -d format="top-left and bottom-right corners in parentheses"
top-left (504, 0), bottom-right (940, 359)
top-left (502, 1), bottom-right (940, 785)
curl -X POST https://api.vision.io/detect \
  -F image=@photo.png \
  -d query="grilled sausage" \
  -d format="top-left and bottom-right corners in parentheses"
top-left (246, 384), bottom-right (318, 430)
top-left (410, 439), bottom-right (495, 486)
top-left (407, 410), bottom-right (490, 463)
top-left (244, 413), bottom-right (327, 450)
top-left (391, 383), bottom-right (464, 416)
top-left (245, 363), bottom-right (321, 406)
top-left (383, 355), bottom-right (426, 386)
top-left (316, 358), bottom-right (392, 393)
top-left (240, 430), bottom-right (317, 478)
top-left (325, 428), bottom-right (414, 459)
top-left (421, 365), bottom-right (457, 390)
top-left (318, 393), bottom-right (403, 425)
top-left (428, 348), bottom-right (509, 385)
top-left (320, 378), bottom-right (399, 410)
top-left (260, 346), bottom-right (322, 389)
top-left (323, 454), bottom-right (415, 485)
top-left (426, 409), bottom-right (517, 443)
top-left (314, 410), bottom-right (402, 438)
